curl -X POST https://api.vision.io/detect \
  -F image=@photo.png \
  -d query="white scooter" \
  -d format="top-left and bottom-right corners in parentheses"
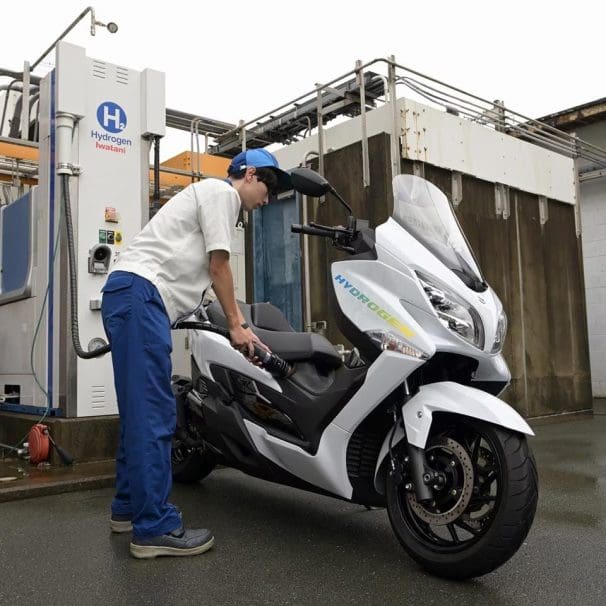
top-left (171, 168), bottom-right (538, 579)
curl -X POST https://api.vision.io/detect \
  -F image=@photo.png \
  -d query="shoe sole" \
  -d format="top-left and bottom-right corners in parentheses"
top-left (129, 536), bottom-right (215, 559)
top-left (110, 520), bottom-right (133, 533)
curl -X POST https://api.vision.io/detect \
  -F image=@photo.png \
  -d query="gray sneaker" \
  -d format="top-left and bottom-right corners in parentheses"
top-left (130, 527), bottom-right (215, 559)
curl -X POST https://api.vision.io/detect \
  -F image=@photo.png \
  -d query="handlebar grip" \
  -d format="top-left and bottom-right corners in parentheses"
top-left (291, 224), bottom-right (334, 237)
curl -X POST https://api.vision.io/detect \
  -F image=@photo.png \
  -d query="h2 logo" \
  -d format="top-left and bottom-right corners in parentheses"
top-left (97, 102), bottom-right (127, 133)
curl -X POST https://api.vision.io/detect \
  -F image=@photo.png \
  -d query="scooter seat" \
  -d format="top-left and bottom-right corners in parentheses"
top-left (206, 301), bottom-right (342, 370)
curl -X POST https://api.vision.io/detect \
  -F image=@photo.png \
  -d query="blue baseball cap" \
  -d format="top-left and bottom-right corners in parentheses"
top-left (228, 149), bottom-right (291, 193)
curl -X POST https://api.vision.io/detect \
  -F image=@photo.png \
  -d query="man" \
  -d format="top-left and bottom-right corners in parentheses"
top-left (101, 149), bottom-right (290, 559)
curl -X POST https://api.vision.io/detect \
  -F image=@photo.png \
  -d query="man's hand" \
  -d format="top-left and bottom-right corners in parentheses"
top-left (229, 324), bottom-right (254, 358)
top-left (229, 325), bottom-right (271, 361)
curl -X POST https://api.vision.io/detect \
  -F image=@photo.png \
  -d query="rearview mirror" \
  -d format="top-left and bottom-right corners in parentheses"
top-left (289, 167), bottom-right (331, 197)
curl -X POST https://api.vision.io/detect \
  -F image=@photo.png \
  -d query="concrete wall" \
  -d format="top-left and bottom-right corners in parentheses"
top-left (300, 134), bottom-right (591, 417)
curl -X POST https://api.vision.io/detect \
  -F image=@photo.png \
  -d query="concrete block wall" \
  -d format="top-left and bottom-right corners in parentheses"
top-left (580, 177), bottom-right (606, 396)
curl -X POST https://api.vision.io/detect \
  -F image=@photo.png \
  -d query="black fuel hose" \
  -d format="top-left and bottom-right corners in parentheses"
top-left (61, 174), bottom-right (111, 359)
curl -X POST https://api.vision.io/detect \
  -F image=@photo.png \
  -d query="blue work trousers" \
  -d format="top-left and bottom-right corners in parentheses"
top-left (101, 271), bottom-right (181, 539)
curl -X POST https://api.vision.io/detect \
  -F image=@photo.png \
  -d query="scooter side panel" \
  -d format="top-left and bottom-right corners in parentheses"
top-left (242, 351), bottom-right (423, 499)
top-left (331, 350), bottom-right (424, 433)
top-left (244, 419), bottom-right (353, 498)
top-left (190, 330), bottom-right (282, 392)
top-left (331, 260), bottom-right (436, 358)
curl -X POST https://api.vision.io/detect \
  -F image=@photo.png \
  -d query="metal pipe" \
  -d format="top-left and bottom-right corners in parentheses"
top-left (378, 75), bottom-right (389, 103)
top-left (239, 120), bottom-right (247, 151)
top-left (382, 56), bottom-right (606, 164)
top-left (20, 62), bottom-right (30, 141)
top-left (153, 135), bottom-right (160, 204)
top-left (356, 59), bottom-right (370, 188)
top-left (315, 85), bottom-right (325, 199)
top-left (0, 68), bottom-right (41, 85)
top-left (55, 113), bottom-right (75, 175)
top-left (147, 164), bottom-right (212, 180)
top-left (396, 74), bottom-right (606, 164)
top-left (213, 54), bottom-right (606, 169)
top-left (303, 116), bottom-right (312, 138)
top-left (194, 120), bottom-right (201, 181)
top-left (572, 135), bottom-right (583, 238)
top-left (218, 59), bottom-right (384, 138)
top-left (0, 159), bottom-right (37, 175)
top-left (31, 6), bottom-right (94, 71)
top-left (1, 80), bottom-right (22, 136)
top-left (388, 55), bottom-right (400, 179)
top-left (301, 150), bottom-right (319, 332)
top-left (0, 135), bottom-right (39, 148)
top-left (189, 117), bottom-right (213, 182)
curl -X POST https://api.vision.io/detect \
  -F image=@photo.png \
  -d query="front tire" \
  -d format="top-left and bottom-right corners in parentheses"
top-left (386, 418), bottom-right (538, 579)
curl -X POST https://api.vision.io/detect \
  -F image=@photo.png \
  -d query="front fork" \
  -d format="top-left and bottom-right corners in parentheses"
top-left (388, 381), bottom-right (434, 503)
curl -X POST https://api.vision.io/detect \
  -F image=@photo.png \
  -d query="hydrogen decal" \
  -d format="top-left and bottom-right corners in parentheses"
top-left (91, 101), bottom-right (132, 155)
top-left (97, 101), bottom-right (127, 133)
top-left (334, 274), bottom-right (415, 338)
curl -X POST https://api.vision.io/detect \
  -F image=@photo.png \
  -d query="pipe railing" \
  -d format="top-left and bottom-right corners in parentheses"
top-left (204, 56), bottom-right (606, 168)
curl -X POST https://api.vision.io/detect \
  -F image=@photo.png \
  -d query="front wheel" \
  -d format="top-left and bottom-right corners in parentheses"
top-left (386, 418), bottom-right (538, 579)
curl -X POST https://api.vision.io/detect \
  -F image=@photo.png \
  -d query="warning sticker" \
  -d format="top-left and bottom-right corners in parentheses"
top-left (105, 207), bottom-right (119, 222)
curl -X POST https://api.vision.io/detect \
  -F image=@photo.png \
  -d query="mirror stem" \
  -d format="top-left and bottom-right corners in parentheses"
top-left (329, 187), bottom-right (353, 215)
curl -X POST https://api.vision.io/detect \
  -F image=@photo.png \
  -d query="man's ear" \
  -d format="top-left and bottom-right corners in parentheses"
top-left (245, 166), bottom-right (256, 182)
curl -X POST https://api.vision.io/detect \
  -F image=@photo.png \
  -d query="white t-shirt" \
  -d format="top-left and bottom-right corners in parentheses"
top-left (110, 178), bottom-right (241, 323)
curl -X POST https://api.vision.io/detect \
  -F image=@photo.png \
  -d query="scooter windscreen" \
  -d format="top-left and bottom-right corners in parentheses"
top-left (392, 175), bottom-right (486, 292)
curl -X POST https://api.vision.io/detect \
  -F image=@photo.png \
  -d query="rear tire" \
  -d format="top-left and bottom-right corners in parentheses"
top-left (386, 419), bottom-right (538, 579)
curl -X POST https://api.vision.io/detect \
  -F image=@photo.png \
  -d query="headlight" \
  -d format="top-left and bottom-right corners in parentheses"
top-left (491, 310), bottom-right (507, 353)
top-left (365, 329), bottom-right (429, 359)
top-left (416, 272), bottom-right (485, 350)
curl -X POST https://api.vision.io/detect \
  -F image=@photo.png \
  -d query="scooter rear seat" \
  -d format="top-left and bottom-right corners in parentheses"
top-left (206, 301), bottom-right (342, 370)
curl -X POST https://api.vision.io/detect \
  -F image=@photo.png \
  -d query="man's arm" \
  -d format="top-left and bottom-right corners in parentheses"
top-left (209, 250), bottom-right (269, 358)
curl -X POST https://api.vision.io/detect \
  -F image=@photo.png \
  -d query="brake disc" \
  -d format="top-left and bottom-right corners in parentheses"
top-left (406, 436), bottom-right (474, 526)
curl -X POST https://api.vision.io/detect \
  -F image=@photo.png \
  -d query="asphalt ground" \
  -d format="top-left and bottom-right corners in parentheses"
top-left (0, 411), bottom-right (605, 605)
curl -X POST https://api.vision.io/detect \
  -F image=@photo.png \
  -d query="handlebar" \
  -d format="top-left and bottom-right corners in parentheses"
top-left (173, 321), bottom-right (293, 379)
top-left (291, 222), bottom-right (357, 254)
